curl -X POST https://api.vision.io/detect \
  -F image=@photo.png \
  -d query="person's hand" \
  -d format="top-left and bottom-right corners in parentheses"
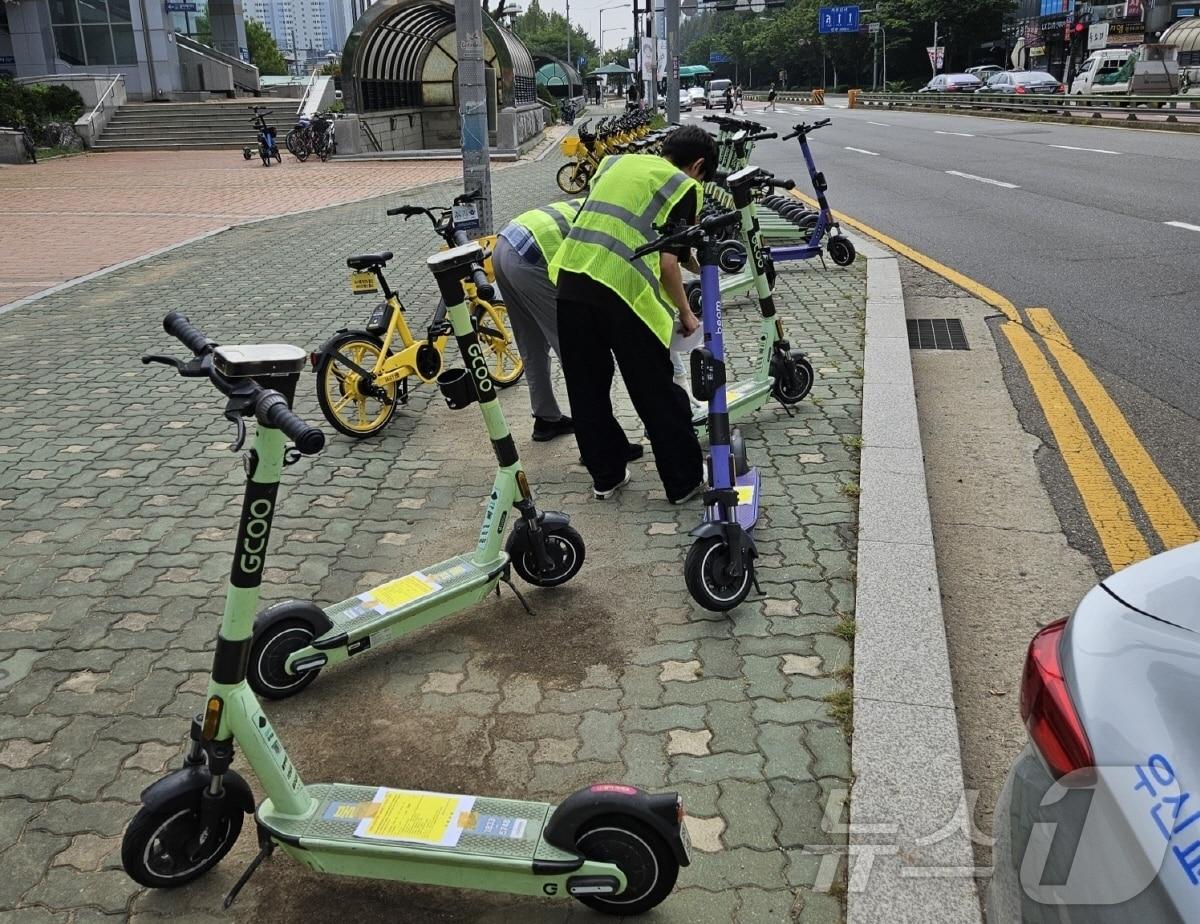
top-left (679, 309), bottom-right (700, 336)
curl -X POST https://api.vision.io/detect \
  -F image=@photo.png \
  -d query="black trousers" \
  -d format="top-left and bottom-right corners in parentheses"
top-left (557, 275), bottom-right (702, 500)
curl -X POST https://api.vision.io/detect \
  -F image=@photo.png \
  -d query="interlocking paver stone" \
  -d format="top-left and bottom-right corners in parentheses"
top-left (1, 128), bottom-right (864, 921)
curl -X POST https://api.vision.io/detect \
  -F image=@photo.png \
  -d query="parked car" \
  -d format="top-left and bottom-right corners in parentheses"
top-left (706, 78), bottom-right (732, 108)
top-left (919, 73), bottom-right (984, 93)
top-left (659, 89), bottom-right (694, 113)
top-left (1071, 48), bottom-right (1134, 95)
top-left (988, 541), bottom-right (1200, 923)
top-left (975, 70), bottom-right (1065, 94)
top-left (966, 65), bottom-right (1004, 83)
top-left (688, 86), bottom-right (707, 106)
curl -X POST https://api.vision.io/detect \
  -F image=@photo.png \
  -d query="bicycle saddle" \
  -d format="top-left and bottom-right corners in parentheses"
top-left (346, 252), bottom-right (393, 270)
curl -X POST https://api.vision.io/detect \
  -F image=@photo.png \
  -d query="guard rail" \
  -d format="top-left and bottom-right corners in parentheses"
top-left (858, 90), bottom-right (1200, 124)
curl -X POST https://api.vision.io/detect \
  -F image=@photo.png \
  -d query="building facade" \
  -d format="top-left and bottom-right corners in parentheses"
top-left (246, 0), bottom-right (332, 64)
top-left (1013, 1), bottom-right (1200, 79)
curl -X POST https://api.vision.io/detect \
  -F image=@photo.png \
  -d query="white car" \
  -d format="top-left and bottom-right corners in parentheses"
top-left (678, 89), bottom-right (693, 111)
top-left (687, 86), bottom-right (706, 106)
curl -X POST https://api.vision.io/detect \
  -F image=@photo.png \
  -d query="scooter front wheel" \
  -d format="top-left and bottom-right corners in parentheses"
top-left (828, 236), bottom-right (856, 267)
top-left (122, 796), bottom-right (243, 888)
top-left (685, 536), bottom-right (753, 612)
top-left (573, 816), bottom-right (680, 915)
top-left (507, 522), bottom-right (585, 587)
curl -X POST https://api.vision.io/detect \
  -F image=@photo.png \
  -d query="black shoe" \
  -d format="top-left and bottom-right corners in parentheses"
top-left (532, 415), bottom-right (574, 442)
top-left (578, 443), bottom-right (643, 466)
top-left (669, 481), bottom-right (705, 506)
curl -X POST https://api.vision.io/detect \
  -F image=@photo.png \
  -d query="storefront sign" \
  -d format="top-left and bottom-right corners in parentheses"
top-left (1088, 21), bottom-right (1111, 49)
top-left (1108, 18), bottom-right (1144, 45)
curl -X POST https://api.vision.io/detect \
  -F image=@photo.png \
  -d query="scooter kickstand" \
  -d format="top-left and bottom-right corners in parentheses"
top-left (223, 831), bottom-right (274, 909)
top-left (498, 576), bottom-right (535, 616)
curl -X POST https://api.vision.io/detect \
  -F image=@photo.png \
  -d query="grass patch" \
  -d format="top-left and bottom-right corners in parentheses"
top-left (36, 145), bottom-right (84, 160)
top-left (840, 434), bottom-right (863, 452)
top-left (839, 481), bottom-right (861, 498)
top-left (833, 616), bottom-right (856, 641)
top-left (825, 688), bottom-right (853, 737)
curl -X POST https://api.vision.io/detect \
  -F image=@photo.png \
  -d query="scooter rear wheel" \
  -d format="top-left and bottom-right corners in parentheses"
top-left (122, 796), bottom-right (243, 888)
top-left (248, 619), bottom-right (321, 699)
top-left (507, 522), bottom-right (585, 587)
top-left (685, 536), bottom-right (753, 612)
top-left (770, 350), bottom-right (814, 405)
top-left (573, 816), bottom-right (680, 915)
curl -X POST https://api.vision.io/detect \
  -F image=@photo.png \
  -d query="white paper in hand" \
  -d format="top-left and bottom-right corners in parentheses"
top-left (671, 321), bottom-right (703, 355)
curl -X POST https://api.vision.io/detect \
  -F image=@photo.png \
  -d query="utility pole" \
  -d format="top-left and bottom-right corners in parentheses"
top-left (454, 0), bottom-right (493, 233)
top-left (665, 0), bottom-right (679, 122)
top-left (645, 0), bottom-right (657, 112)
top-left (566, 0), bottom-right (571, 73)
top-left (931, 19), bottom-right (938, 75)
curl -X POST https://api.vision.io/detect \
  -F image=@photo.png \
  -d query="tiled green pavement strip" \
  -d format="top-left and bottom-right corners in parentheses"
top-left (0, 148), bottom-right (864, 923)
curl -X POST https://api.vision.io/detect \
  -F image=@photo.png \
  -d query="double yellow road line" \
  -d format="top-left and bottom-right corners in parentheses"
top-left (792, 191), bottom-right (1198, 570)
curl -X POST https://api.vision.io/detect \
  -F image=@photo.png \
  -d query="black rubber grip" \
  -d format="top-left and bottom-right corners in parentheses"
top-left (256, 392), bottom-right (324, 455)
top-left (472, 267), bottom-right (495, 301)
top-left (771, 177), bottom-right (796, 190)
top-left (163, 312), bottom-right (212, 356)
top-left (701, 211), bottom-right (740, 233)
top-left (749, 132), bottom-right (777, 141)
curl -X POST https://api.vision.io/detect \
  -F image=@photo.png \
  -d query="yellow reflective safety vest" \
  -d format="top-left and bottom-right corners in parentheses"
top-left (549, 155), bottom-right (702, 347)
top-left (512, 199), bottom-right (582, 264)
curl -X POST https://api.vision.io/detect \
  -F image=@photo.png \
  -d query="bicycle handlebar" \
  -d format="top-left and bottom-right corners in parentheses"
top-left (154, 312), bottom-right (324, 455)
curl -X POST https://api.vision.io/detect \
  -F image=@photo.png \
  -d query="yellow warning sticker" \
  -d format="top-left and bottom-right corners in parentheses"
top-left (366, 573), bottom-right (439, 609)
top-left (355, 788), bottom-right (476, 847)
top-left (349, 271), bottom-right (378, 294)
top-left (735, 484), bottom-right (756, 504)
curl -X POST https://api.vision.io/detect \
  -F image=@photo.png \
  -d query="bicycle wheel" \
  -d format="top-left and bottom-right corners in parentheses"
top-left (314, 331), bottom-right (399, 438)
top-left (556, 161), bottom-right (590, 194)
top-left (472, 300), bottom-right (524, 387)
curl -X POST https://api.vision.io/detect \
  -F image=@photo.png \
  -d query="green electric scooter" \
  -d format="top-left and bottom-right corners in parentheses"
top-left (685, 163), bottom-right (815, 429)
top-left (122, 249), bottom-right (690, 914)
top-left (228, 254), bottom-right (584, 700)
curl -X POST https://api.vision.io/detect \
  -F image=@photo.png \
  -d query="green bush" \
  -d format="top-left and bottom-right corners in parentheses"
top-left (30, 83), bottom-right (85, 120)
top-left (0, 77), bottom-right (84, 139)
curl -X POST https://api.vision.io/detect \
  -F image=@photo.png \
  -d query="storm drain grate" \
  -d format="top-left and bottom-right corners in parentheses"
top-left (907, 318), bottom-right (969, 351)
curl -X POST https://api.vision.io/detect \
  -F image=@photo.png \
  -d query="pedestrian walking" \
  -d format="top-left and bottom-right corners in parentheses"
top-left (723, 84), bottom-right (733, 113)
top-left (766, 82), bottom-right (778, 111)
top-left (492, 199), bottom-right (583, 442)
top-left (549, 126), bottom-right (717, 503)
top-left (734, 84), bottom-right (745, 112)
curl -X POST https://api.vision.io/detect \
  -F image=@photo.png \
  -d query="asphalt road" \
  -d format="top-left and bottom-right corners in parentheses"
top-left (698, 101), bottom-right (1200, 568)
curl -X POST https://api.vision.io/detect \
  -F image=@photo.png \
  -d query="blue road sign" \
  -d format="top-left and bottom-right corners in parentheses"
top-left (165, 1), bottom-right (198, 11)
top-left (818, 5), bottom-right (860, 33)
top-left (709, 52), bottom-right (731, 64)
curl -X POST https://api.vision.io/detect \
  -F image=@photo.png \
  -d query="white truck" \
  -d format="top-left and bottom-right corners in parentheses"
top-left (1072, 44), bottom-right (1181, 96)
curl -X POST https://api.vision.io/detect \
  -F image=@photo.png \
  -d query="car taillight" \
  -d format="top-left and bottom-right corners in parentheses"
top-left (1057, 84), bottom-right (1066, 94)
top-left (1020, 619), bottom-right (1094, 779)
top-left (1015, 85), bottom-right (1027, 94)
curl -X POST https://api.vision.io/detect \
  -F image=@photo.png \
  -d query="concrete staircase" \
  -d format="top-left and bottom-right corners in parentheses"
top-left (91, 100), bottom-right (296, 152)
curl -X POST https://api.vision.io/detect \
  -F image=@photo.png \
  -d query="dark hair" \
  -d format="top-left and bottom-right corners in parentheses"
top-left (662, 125), bottom-right (718, 182)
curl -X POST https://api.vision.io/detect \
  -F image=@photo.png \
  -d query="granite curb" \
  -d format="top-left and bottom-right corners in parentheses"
top-left (846, 231), bottom-right (984, 924)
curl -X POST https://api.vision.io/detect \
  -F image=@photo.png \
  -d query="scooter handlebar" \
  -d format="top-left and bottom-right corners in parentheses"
top-left (767, 176), bottom-right (795, 190)
top-left (163, 311), bottom-right (214, 357)
top-left (256, 392), bottom-right (325, 455)
top-left (386, 204), bottom-right (423, 217)
top-left (631, 211), bottom-right (741, 259)
top-left (747, 131), bottom-right (777, 142)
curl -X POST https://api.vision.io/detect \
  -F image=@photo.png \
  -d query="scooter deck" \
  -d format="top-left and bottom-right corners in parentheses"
top-left (691, 378), bottom-right (773, 428)
top-left (320, 555), bottom-right (505, 646)
top-left (261, 783), bottom-right (569, 861)
top-left (733, 468), bottom-right (761, 531)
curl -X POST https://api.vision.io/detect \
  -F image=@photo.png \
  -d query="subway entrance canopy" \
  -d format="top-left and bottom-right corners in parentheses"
top-left (342, 0), bottom-right (537, 113)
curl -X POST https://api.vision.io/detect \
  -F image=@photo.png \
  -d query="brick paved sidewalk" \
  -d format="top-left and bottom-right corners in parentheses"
top-left (0, 148), bottom-right (863, 923)
top-left (0, 151), bottom-right (513, 307)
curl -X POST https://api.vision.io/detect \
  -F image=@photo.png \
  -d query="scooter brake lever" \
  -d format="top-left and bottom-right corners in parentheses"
top-left (223, 410), bottom-right (247, 452)
top-left (142, 354), bottom-right (183, 370)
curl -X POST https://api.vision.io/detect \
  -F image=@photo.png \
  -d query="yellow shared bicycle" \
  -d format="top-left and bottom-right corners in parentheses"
top-left (312, 203), bottom-right (522, 438)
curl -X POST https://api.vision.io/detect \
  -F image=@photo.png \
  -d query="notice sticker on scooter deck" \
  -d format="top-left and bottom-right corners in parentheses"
top-left (735, 484), bottom-right (755, 504)
top-left (348, 271), bottom-right (378, 294)
top-left (364, 573), bottom-right (441, 610)
top-left (355, 787), bottom-right (476, 847)
top-left (460, 812), bottom-right (529, 840)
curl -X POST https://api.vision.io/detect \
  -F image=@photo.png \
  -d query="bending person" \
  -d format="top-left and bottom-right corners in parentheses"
top-left (550, 126), bottom-right (717, 503)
